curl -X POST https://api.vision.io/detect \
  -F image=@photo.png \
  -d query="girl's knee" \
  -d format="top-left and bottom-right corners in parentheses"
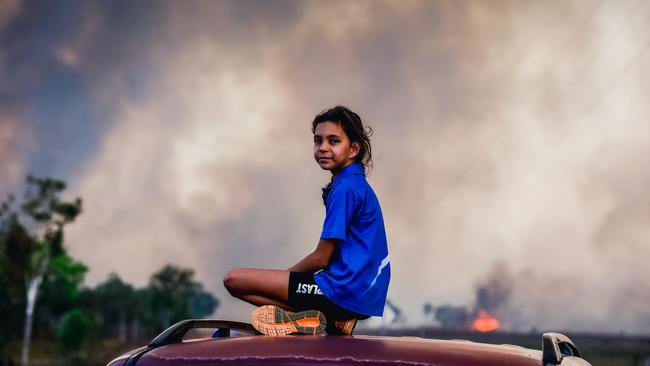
top-left (223, 268), bottom-right (242, 295)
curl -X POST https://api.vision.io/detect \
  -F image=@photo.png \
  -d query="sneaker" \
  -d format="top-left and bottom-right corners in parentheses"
top-left (251, 305), bottom-right (327, 336)
top-left (326, 319), bottom-right (358, 335)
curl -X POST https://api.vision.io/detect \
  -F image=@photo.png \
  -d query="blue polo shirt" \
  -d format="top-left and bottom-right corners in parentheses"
top-left (313, 163), bottom-right (390, 316)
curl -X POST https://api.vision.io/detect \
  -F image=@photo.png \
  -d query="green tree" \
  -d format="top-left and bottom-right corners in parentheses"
top-left (144, 264), bottom-right (219, 333)
top-left (56, 308), bottom-right (93, 352)
top-left (93, 273), bottom-right (135, 342)
top-left (1, 176), bottom-right (82, 366)
top-left (189, 291), bottom-right (219, 319)
top-left (38, 254), bottom-right (88, 333)
top-left (0, 213), bottom-right (34, 358)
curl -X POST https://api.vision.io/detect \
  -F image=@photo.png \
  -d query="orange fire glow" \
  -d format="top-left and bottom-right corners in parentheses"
top-left (472, 310), bottom-right (499, 332)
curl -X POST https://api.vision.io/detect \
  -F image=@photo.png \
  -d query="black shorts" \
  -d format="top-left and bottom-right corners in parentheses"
top-left (287, 272), bottom-right (369, 321)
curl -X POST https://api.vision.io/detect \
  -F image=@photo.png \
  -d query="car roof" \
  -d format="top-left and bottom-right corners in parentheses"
top-left (134, 335), bottom-right (543, 366)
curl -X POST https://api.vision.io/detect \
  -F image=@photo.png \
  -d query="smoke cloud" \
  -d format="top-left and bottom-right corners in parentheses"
top-left (1, 0), bottom-right (649, 334)
top-left (0, 0), bottom-right (21, 32)
top-left (0, 110), bottom-right (26, 196)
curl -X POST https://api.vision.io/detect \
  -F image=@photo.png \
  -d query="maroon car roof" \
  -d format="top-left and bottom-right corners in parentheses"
top-left (132, 335), bottom-right (543, 366)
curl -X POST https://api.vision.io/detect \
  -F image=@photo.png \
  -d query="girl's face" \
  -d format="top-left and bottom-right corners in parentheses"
top-left (313, 121), bottom-right (360, 177)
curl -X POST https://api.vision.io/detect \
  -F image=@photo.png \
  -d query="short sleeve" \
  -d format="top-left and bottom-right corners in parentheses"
top-left (321, 183), bottom-right (358, 241)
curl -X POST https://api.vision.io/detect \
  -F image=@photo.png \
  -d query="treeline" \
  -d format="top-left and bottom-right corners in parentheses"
top-left (0, 176), bottom-right (218, 365)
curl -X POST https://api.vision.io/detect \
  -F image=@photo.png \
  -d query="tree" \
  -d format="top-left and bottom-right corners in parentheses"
top-left (93, 273), bottom-right (135, 342)
top-left (0, 213), bottom-right (34, 359)
top-left (143, 264), bottom-right (219, 333)
top-left (56, 308), bottom-right (93, 352)
top-left (1, 176), bottom-right (82, 366)
top-left (423, 302), bottom-right (434, 323)
top-left (189, 292), bottom-right (219, 319)
top-left (38, 254), bottom-right (88, 333)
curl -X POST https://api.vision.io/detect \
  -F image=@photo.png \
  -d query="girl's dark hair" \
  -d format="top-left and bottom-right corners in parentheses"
top-left (311, 105), bottom-right (374, 174)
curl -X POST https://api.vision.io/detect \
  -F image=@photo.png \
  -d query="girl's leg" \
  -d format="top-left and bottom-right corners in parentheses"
top-left (226, 269), bottom-right (328, 335)
top-left (240, 295), bottom-right (297, 311)
top-left (223, 268), bottom-right (296, 311)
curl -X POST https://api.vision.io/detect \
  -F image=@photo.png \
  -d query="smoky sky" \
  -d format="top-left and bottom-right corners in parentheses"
top-left (1, 0), bottom-right (649, 335)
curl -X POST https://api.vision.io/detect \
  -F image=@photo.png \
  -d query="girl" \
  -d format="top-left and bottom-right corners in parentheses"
top-left (223, 105), bottom-right (390, 335)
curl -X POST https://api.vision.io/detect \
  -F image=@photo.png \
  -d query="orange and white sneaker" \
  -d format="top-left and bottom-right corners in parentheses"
top-left (251, 305), bottom-right (327, 336)
top-left (326, 319), bottom-right (358, 335)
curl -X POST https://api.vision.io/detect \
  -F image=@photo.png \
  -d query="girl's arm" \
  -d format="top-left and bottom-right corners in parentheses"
top-left (287, 238), bottom-right (337, 273)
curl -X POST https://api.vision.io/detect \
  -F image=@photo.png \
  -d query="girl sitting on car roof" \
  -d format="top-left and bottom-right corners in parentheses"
top-left (224, 105), bottom-right (390, 336)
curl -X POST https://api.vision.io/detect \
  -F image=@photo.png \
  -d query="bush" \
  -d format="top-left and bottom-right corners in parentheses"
top-left (56, 308), bottom-right (91, 351)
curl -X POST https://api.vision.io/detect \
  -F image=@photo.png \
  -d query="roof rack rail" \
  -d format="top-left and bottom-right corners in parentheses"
top-left (125, 320), bottom-right (260, 366)
top-left (542, 332), bottom-right (583, 365)
top-left (149, 319), bottom-right (260, 347)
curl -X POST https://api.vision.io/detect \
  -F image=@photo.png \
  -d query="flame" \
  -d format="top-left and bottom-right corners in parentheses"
top-left (472, 310), bottom-right (499, 332)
